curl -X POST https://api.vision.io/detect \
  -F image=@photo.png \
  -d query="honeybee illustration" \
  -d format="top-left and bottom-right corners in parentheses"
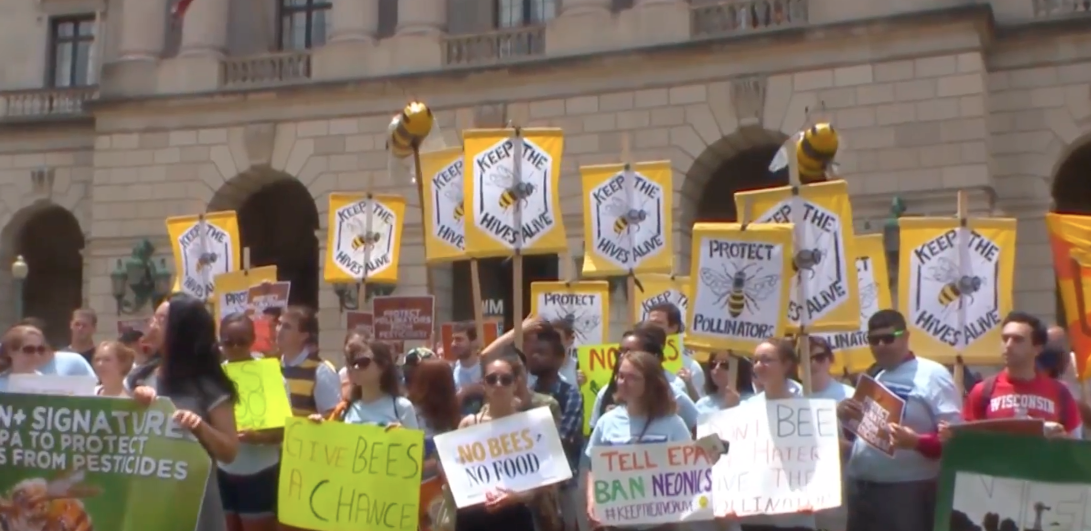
top-left (4, 470), bottom-right (100, 531)
top-left (701, 263), bottom-right (780, 318)
top-left (858, 282), bottom-right (878, 321)
top-left (345, 217), bottom-right (385, 254)
top-left (185, 243), bottom-right (218, 274)
top-left (488, 167), bottom-right (536, 211)
top-left (444, 187), bottom-right (465, 222)
top-left (768, 122), bottom-right (840, 184)
top-left (386, 101), bottom-right (435, 160)
top-left (602, 196), bottom-right (649, 238)
top-left (552, 306), bottom-right (602, 344)
top-left (928, 256), bottom-right (983, 310)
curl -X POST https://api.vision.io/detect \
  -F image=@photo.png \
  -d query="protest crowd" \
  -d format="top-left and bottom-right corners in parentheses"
top-left (0, 298), bottom-right (1086, 531)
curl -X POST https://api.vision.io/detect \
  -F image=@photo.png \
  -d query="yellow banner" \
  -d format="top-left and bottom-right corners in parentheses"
top-left (212, 266), bottom-right (277, 328)
top-left (462, 128), bottom-right (567, 258)
top-left (420, 147), bottom-right (467, 264)
top-left (166, 211), bottom-right (241, 300)
top-left (530, 281), bottom-right (610, 348)
top-left (575, 334), bottom-right (685, 435)
top-left (580, 161), bottom-right (673, 277)
top-left (897, 217), bottom-right (1016, 364)
top-left (279, 418), bottom-right (424, 531)
top-left (734, 180), bottom-right (861, 333)
top-left (223, 358), bottom-right (294, 431)
top-left (1047, 213), bottom-right (1091, 379)
top-left (324, 193), bottom-right (406, 284)
top-left (685, 223), bottom-right (794, 353)
top-left (632, 275), bottom-right (690, 324)
top-left (818, 235), bottom-right (893, 375)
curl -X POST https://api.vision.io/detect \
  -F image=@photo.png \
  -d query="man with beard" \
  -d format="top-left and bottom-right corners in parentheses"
top-left (450, 322), bottom-right (486, 415)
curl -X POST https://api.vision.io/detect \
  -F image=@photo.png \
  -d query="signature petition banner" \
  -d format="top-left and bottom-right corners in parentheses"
top-left (0, 394), bottom-right (211, 531)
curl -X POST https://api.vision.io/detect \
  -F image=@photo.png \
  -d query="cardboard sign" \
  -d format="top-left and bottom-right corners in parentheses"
top-left (346, 311), bottom-right (373, 337)
top-left (849, 375), bottom-right (906, 456)
top-left (248, 281), bottom-right (291, 315)
top-left (439, 320), bottom-right (503, 361)
top-left (590, 442), bottom-right (715, 525)
top-left (950, 418), bottom-right (1045, 437)
top-left (373, 295), bottom-right (435, 341)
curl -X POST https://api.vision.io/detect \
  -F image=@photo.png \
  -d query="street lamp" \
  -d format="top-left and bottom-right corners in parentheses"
top-left (11, 255), bottom-right (28, 321)
top-left (110, 239), bottom-right (173, 316)
top-left (333, 283), bottom-right (397, 312)
top-left (882, 196), bottom-right (907, 292)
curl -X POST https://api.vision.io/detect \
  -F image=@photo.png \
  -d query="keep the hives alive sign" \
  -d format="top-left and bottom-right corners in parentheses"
top-left (324, 193), bottom-right (406, 284)
top-left (0, 394), bottom-right (211, 531)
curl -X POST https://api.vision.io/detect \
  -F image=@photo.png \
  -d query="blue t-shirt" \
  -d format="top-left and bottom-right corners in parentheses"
top-left (342, 395), bottom-right (419, 429)
top-left (846, 356), bottom-right (961, 483)
top-left (585, 405), bottom-right (692, 461)
top-left (589, 371), bottom-right (701, 430)
top-left (811, 381), bottom-right (855, 402)
top-left (0, 371), bottom-right (43, 392)
top-left (39, 351), bottom-right (95, 377)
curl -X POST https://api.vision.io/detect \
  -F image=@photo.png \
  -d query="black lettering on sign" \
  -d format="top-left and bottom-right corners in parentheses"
top-left (473, 137), bottom-right (555, 246)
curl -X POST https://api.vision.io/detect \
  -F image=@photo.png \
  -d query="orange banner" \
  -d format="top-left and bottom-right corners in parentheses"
top-left (1047, 212), bottom-right (1091, 380)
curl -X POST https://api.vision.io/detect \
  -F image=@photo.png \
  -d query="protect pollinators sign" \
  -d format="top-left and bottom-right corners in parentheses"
top-left (581, 161), bottom-right (673, 276)
top-left (420, 147), bottom-right (466, 264)
top-left (324, 193), bottom-right (406, 284)
top-left (898, 217), bottom-right (1016, 363)
top-left (166, 211), bottom-right (241, 300)
top-left (530, 281), bottom-right (611, 348)
top-left (0, 394), bottom-right (212, 531)
top-left (212, 266), bottom-right (277, 331)
top-left (463, 128), bottom-right (567, 258)
top-left (735, 181), bottom-right (861, 333)
top-left (686, 223), bottom-right (793, 353)
top-left (817, 235), bottom-right (892, 374)
top-left (633, 275), bottom-right (690, 324)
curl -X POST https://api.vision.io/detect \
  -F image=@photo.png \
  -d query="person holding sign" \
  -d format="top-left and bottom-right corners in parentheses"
top-left (92, 340), bottom-right (136, 397)
top-left (317, 339), bottom-right (418, 428)
top-left (694, 351), bottom-right (748, 416)
top-left (0, 325), bottom-right (45, 392)
top-left (645, 302), bottom-right (705, 400)
top-left (128, 293), bottom-right (241, 531)
top-left (407, 359), bottom-right (462, 531)
top-left (584, 349), bottom-right (692, 529)
top-left (218, 314), bottom-right (286, 531)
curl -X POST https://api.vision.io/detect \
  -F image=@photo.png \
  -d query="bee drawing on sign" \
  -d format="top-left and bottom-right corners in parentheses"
top-left (445, 186), bottom-right (465, 222)
top-left (858, 282), bottom-right (878, 321)
top-left (556, 306), bottom-right (602, 344)
top-left (489, 166), bottom-right (536, 212)
top-left (4, 469), bottom-right (100, 531)
top-left (701, 263), bottom-right (780, 318)
top-left (187, 245), bottom-right (218, 273)
top-left (928, 256), bottom-right (984, 312)
top-left (603, 196), bottom-right (649, 240)
top-left (792, 230), bottom-right (833, 283)
top-left (346, 217), bottom-right (385, 255)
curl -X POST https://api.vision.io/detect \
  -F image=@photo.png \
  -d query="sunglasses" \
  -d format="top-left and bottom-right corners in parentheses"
top-left (19, 345), bottom-right (47, 355)
top-left (867, 330), bottom-right (905, 346)
top-left (710, 360), bottom-right (731, 370)
top-left (812, 352), bottom-right (833, 362)
top-left (350, 357), bottom-right (374, 370)
top-left (484, 373), bottom-right (515, 387)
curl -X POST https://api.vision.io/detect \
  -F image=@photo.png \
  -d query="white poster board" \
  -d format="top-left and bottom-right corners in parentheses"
top-left (8, 375), bottom-right (97, 396)
top-left (434, 406), bottom-right (571, 508)
top-left (697, 398), bottom-right (842, 517)
top-left (590, 441), bottom-right (716, 525)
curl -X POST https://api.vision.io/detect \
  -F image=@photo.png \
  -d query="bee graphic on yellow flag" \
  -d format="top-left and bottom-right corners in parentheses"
top-left (928, 256), bottom-right (984, 311)
top-left (603, 196), bottom-right (649, 239)
top-left (186, 244), bottom-right (218, 273)
top-left (489, 167), bottom-right (536, 211)
top-left (445, 186), bottom-right (465, 222)
top-left (768, 122), bottom-right (840, 184)
top-left (3, 470), bottom-right (101, 531)
top-left (701, 262), bottom-right (780, 318)
top-left (346, 217), bottom-right (385, 255)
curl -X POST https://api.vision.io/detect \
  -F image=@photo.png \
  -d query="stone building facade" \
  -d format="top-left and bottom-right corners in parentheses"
top-left (0, 0), bottom-right (1087, 352)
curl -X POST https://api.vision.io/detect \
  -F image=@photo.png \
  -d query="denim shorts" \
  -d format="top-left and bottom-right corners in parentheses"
top-left (217, 464), bottom-right (278, 517)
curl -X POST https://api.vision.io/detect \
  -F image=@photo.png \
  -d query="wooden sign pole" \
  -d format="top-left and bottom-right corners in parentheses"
top-left (511, 126), bottom-right (526, 352)
top-left (621, 133), bottom-right (639, 326)
top-left (953, 190), bottom-right (969, 396)
top-left (787, 137), bottom-right (814, 395)
top-left (412, 146), bottom-right (439, 342)
top-left (465, 117), bottom-right (487, 345)
top-left (727, 197), bottom-right (753, 394)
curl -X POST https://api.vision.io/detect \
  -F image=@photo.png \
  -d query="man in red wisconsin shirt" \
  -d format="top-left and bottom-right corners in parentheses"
top-left (960, 311), bottom-right (1082, 437)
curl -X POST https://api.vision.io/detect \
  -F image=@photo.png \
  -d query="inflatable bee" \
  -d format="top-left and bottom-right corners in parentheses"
top-left (768, 122), bottom-right (840, 184)
top-left (387, 101), bottom-right (435, 159)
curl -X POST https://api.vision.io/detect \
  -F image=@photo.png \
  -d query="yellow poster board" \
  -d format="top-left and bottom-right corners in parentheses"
top-left (324, 193), bottom-right (406, 284)
top-left (166, 211), bottom-right (241, 300)
top-left (897, 216), bottom-right (1016, 364)
top-left (1047, 213), bottom-right (1091, 379)
top-left (632, 275), bottom-right (690, 324)
top-left (463, 128), bottom-right (567, 258)
top-left (530, 281), bottom-right (610, 348)
top-left (734, 180), bottom-right (861, 333)
top-left (686, 222), bottom-right (794, 353)
top-left (580, 161), bottom-right (673, 277)
top-left (420, 147), bottom-right (467, 264)
top-left (817, 235), bottom-right (893, 375)
top-left (223, 358), bottom-right (293, 431)
top-left (279, 418), bottom-right (424, 531)
top-left (212, 266), bottom-right (277, 328)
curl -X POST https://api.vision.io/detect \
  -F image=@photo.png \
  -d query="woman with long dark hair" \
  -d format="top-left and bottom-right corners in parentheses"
top-left (584, 350), bottom-right (690, 529)
top-left (695, 351), bottom-right (752, 415)
top-left (130, 293), bottom-right (240, 531)
top-left (313, 335), bottom-right (417, 428)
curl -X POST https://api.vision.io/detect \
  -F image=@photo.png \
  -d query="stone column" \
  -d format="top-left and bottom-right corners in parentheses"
top-left (117, 0), bottom-right (169, 60)
top-left (396, 0), bottom-right (445, 35)
top-left (559, 0), bottom-right (610, 16)
top-left (330, 0), bottom-right (379, 42)
top-left (178, 0), bottom-right (231, 56)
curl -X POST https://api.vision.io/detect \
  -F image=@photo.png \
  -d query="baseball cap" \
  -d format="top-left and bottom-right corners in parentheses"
top-left (403, 347), bottom-right (436, 365)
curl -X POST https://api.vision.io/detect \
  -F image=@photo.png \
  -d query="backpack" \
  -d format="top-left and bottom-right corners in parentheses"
top-left (974, 375), bottom-right (1071, 423)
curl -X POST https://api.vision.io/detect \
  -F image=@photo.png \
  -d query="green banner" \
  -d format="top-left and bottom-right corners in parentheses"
top-left (0, 393), bottom-right (211, 531)
top-left (935, 432), bottom-right (1091, 531)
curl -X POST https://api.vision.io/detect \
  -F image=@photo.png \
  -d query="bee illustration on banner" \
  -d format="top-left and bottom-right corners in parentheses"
top-left (554, 305), bottom-right (602, 344)
top-left (928, 256), bottom-right (984, 312)
top-left (792, 230), bottom-right (834, 282)
top-left (603, 196), bottom-right (650, 240)
top-left (858, 282), bottom-right (878, 321)
top-left (768, 122), bottom-right (840, 184)
top-left (189, 248), bottom-right (218, 273)
top-left (489, 166), bottom-right (537, 211)
top-left (446, 186), bottom-right (466, 222)
top-left (346, 217), bottom-right (385, 255)
top-left (701, 263), bottom-right (780, 318)
top-left (3, 469), bottom-right (100, 531)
